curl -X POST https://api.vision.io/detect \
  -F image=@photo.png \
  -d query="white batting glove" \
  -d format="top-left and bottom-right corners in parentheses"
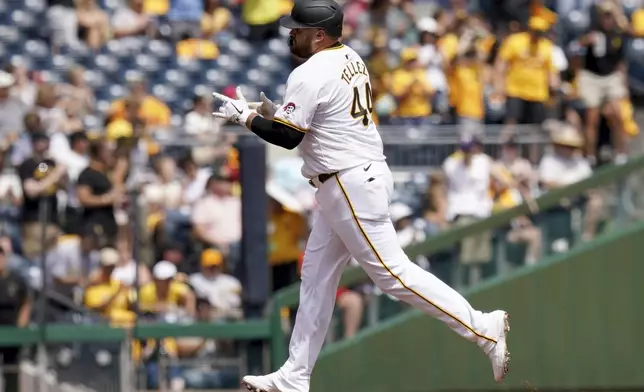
top-left (212, 86), bottom-right (253, 126)
top-left (248, 92), bottom-right (279, 119)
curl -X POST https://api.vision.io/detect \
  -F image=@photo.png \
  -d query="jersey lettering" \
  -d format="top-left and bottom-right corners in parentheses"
top-left (350, 82), bottom-right (373, 126)
top-left (340, 60), bottom-right (369, 85)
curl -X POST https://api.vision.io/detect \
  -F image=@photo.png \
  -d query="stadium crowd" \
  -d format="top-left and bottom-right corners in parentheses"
top-left (0, 0), bottom-right (642, 390)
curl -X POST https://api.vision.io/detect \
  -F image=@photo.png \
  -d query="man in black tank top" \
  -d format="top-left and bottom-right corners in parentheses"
top-left (576, 2), bottom-right (628, 164)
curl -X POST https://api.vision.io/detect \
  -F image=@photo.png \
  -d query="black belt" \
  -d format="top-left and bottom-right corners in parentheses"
top-left (308, 172), bottom-right (338, 187)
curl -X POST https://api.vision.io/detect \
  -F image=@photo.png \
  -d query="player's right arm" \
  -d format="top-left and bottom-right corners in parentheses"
top-left (244, 72), bottom-right (319, 150)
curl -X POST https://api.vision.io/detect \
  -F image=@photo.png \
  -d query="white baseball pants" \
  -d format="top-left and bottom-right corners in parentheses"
top-left (273, 161), bottom-right (502, 392)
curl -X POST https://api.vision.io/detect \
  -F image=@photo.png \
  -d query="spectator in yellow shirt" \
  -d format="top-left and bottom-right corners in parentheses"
top-left (390, 47), bottom-right (434, 126)
top-left (176, 34), bottom-right (220, 60)
top-left (267, 181), bottom-right (307, 292)
top-left (201, 0), bottom-right (232, 39)
top-left (84, 247), bottom-right (135, 327)
top-left (135, 260), bottom-right (196, 317)
top-left (494, 15), bottom-right (559, 126)
top-left (242, 0), bottom-right (283, 41)
top-left (108, 78), bottom-right (171, 127)
top-left (452, 31), bottom-right (487, 135)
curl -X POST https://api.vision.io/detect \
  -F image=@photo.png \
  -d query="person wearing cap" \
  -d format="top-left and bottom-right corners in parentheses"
top-left (493, 11), bottom-right (559, 128)
top-left (443, 134), bottom-right (494, 281)
top-left (576, 1), bottom-right (629, 164)
top-left (497, 137), bottom-right (535, 191)
top-left (267, 181), bottom-right (307, 292)
top-left (0, 70), bottom-right (28, 139)
top-left (18, 130), bottom-right (67, 260)
top-left (538, 123), bottom-right (602, 241)
top-left (191, 171), bottom-right (241, 260)
top-left (84, 247), bottom-right (134, 327)
top-left (389, 47), bottom-right (435, 126)
top-left (136, 260), bottom-right (196, 317)
top-left (189, 248), bottom-right (242, 320)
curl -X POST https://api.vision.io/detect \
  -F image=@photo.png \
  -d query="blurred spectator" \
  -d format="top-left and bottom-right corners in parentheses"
top-left (490, 167), bottom-right (542, 264)
top-left (390, 202), bottom-right (426, 248)
top-left (389, 47), bottom-right (434, 126)
top-left (241, 0), bottom-right (284, 41)
top-left (452, 27), bottom-right (487, 134)
top-left (11, 112), bottom-right (44, 167)
top-left (178, 155), bottom-right (212, 206)
top-left (184, 94), bottom-right (217, 136)
top-left (76, 139), bottom-right (120, 248)
top-left (577, 2), bottom-right (628, 164)
top-left (497, 137), bottom-right (535, 191)
top-left (5, 62), bottom-right (37, 108)
top-left (494, 13), bottom-right (558, 132)
top-left (0, 246), bottom-right (31, 392)
top-left (109, 78), bottom-right (172, 128)
top-left (178, 299), bottom-right (240, 389)
top-left (188, 248), bottom-right (242, 320)
top-left (443, 135), bottom-right (493, 284)
top-left (112, 0), bottom-right (154, 45)
top-left (0, 71), bottom-right (28, 141)
top-left (267, 181), bottom-right (306, 292)
top-left (144, 156), bottom-right (183, 211)
top-left (176, 32), bottom-right (220, 60)
top-left (421, 172), bottom-right (448, 235)
top-left (335, 286), bottom-right (364, 340)
top-left (34, 83), bottom-right (67, 135)
top-left (60, 66), bottom-right (95, 117)
top-left (0, 149), bottom-right (23, 247)
top-left (109, 239), bottom-right (152, 287)
top-left (84, 247), bottom-right (134, 326)
top-left (417, 18), bottom-right (448, 114)
top-left (47, 0), bottom-right (80, 51)
top-left (191, 172), bottom-right (241, 263)
top-left (538, 123), bottom-right (602, 240)
top-left (137, 260), bottom-right (196, 318)
top-left (76, 0), bottom-right (110, 50)
top-left (47, 231), bottom-right (98, 301)
top-left (201, 0), bottom-right (233, 39)
top-left (168, 0), bottom-right (204, 41)
top-left (19, 133), bottom-right (66, 260)
top-left (0, 235), bottom-right (29, 277)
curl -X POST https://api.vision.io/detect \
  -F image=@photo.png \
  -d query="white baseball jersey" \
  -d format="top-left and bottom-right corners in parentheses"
top-left (272, 44), bottom-right (386, 179)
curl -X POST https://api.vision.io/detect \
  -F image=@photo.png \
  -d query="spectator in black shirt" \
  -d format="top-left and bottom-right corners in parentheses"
top-left (77, 139), bottom-right (121, 248)
top-left (0, 247), bottom-right (31, 392)
top-left (18, 133), bottom-right (67, 260)
top-left (577, 2), bottom-right (628, 164)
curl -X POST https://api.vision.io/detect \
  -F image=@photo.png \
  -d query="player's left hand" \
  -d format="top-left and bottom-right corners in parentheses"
top-left (212, 86), bottom-right (253, 126)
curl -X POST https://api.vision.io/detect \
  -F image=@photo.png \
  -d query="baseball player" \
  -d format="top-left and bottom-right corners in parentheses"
top-left (212, 2), bottom-right (510, 391)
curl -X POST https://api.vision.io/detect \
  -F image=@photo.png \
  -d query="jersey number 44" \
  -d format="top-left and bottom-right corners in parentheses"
top-left (350, 82), bottom-right (374, 127)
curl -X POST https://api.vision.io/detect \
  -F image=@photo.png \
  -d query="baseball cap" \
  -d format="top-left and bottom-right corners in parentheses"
top-left (201, 248), bottom-right (224, 267)
top-left (99, 247), bottom-right (120, 267)
top-left (0, 71), bottom-right (15, 88)
top-left (153, 260), bottom-right (177, 280)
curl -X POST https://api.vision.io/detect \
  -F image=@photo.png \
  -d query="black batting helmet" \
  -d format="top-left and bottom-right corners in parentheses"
top-left (279, 0), bottom-right (344, 38)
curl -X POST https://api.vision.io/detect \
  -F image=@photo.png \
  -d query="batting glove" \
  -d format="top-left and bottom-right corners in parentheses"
top-left (212, 86), bottom-right (253, 126)
top-left (248, 92), bottom-right (279, 119)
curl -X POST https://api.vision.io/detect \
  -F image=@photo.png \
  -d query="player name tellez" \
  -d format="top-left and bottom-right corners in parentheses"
top-left (340, 60), bottom-right (369, 85)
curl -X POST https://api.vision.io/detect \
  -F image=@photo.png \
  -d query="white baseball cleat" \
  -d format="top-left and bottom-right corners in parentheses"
top-left (487, 310), bottom-right (511, 383)
top-left (242, 375), bottom-right (282, 392)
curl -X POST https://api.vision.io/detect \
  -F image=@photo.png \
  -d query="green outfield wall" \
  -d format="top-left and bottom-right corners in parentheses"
top-left (311, 222), bottom-right (644, 392)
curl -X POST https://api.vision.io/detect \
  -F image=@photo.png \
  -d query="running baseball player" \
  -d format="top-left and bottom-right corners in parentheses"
top-left (212, 2), bottom-right (510, 391)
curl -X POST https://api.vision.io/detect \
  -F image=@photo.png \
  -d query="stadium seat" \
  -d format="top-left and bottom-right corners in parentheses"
top-left (95, 54), bottom-right (120, 74)
top-left (267, 38), bottom-right (290, 56)
top-left (25, 0), bottom-right (46, 13)
top-left (148, 39), bottom-right (174, 59)
top-left (135, 54), bottom-right (162, 73)
top-left (205, 69), bottom-right (231, 88)
top-left (165, 69), bottom-right (190, 88)
top-left (107, 84), bottom-right (127, 101)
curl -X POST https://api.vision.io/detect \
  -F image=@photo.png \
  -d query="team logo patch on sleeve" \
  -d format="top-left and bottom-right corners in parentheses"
top-left (284, 102), bottom-right (297, 115)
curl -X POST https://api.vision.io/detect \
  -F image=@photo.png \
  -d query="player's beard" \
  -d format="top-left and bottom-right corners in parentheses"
top-left (288, 34), bottom-right (314, 59)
